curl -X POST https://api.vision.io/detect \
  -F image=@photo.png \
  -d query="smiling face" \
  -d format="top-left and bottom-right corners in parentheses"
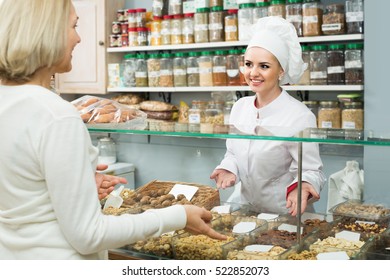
top-left (53, 4), bottom-right (81, 74)
top-left (244, 47), bottom-right (284, 96)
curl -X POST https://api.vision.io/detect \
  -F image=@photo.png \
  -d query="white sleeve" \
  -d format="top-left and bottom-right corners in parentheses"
top-left (40, 116), bottom-right (186, 254)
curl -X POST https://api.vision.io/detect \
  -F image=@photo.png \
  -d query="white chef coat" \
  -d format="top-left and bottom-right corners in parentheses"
top-left (0, 85), bottom-right (186, 259)
top-left (216, 91), bottom-right (325, 214)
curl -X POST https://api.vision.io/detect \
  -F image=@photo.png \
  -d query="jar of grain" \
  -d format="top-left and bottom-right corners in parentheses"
top-left (309, 44), bottom-right (327, 85)
top-left (202, 101), bottom-right (224, 133)
top-left (159, 52), bottom-right (174, 87)
top-left (128, 27), bottom-right (138, 47)
top-left (198, 51), bottom-right (214, 87)
top-left (127, 9), bottom-right (137, 28)
top-left (168, 0), bottom-right (182, 15)
top-left (299, 45), bottom-right (310, 85)
top-left (212, 50), bottom-right (228, 86)
top-left (345, 43), bottom-right (364, 85)
top-left (150, 16), bottom-right (163, 46)
top-left (327, 44), bottom-right (345, 85)
top-left (171, 14), bottom-right (183, 45)
top-left (268, 0), bottom-right (286, 18)
top-left (225, 9), bottom-right (238, 42)
top-left (121, 53), bottom-right (136, 87)
top-left (136, 8), bottom-right (147, 28)
top-left (161, 15), bottom-right (172, 45)
top-left (345, 0), bottom-right (364, 34)
top-left (194, 8), bottom-right (210, 43)
top-left (188, 100), bottom-right (208, 132)
top-left (209, 6), bottom-right (225, 42)
top-left (173, 52), bottom-right (187, 87)
top-left (302, 0), bottom-right (323, 37)
top-left (182, 13), bottom-right (195, 44)
top-left (238, 3), bottom-right (254, 41)
top-left (147, 53), bottom-right (161, 87)
top-left (286, 0), bottom-right (303, 37)
top-left (253, 1), bottom-right (270, 23)
top-left (137, 27), bottom-right (148, 46)
top-left (135, 53), bottom-right (148, 87)
top-left (318, 101), bottom-right (341, 129)
top-left (342, 101), bottom-right (364, 130)
top-left (322, 3), bottom-right (345, 35)
top-left (186, 51), bottom-right (200, 86)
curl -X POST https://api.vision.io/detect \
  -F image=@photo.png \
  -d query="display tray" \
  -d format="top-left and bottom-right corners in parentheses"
top-left (356, 228), bottom-right (390, 260)
top-left (329, 200), bottom-right (390, 226)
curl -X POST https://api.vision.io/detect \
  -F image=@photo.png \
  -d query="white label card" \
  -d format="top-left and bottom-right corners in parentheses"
top-left (356, 220), bottom-right (375, 225)
top-left (169, 184), bottom-right (198, 201)
top-left (335, 230), bottom-right (361, 242)
top-left (232, 222), bottom-right (256, 234)
top-left (316, 251), bottom-right (350, 260)
top-left (211, 205), bottom-right (231, 214)
top-left (278, 223), bottom-right (303, 234)
top-left (301, 212), bottom-right (325, 222)
top-left (257, 213), bottom-right (279, 220)
top-left (244, 245), bottom-right (273, 253)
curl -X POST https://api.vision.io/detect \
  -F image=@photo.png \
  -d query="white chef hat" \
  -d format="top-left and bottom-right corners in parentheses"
top-left (247, 16), bottom-right (305, 85)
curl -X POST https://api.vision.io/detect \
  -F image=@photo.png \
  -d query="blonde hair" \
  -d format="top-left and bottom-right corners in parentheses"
top-left (0, 0), bottom-right (71, 82)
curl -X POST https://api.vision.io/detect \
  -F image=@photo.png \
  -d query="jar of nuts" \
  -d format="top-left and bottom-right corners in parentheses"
top-left (342, 101), bottom-right (364, 130)
top-left (318, 101), bottom-right (341, 129)
top-left (302, 0), bottom-right (323, 37)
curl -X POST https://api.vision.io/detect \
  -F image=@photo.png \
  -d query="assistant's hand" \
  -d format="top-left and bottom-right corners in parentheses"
top-left (286, 182), bottom-right (320, 216)
top-left (95, 164), bottom-right (128, 200)
top-left (210, 169), bottom-right (236, 189)
top-left (183, 205), bottom-right (226, 240)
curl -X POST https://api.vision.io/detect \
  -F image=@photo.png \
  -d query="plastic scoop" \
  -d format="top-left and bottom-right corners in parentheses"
top-left (103, 185), bottom-right (124, 210)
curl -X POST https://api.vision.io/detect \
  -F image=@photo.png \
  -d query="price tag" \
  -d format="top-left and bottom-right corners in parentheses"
top-left (335, 230), bottom-right (361, 242)
top-left (211, 205), bottom-right (231, 214)
top-left (244, 245), bottom-right (273, 253)
top-left (257, 213), bottom-right (279, 220)
top-left (278, 223), bottom-right (303, 234)
top-left (169, 184), bottom-right (198, 201)
top-left (232, 222), bottom-right (256, 234)
top-left (316, 251), bottom-right (350, 260)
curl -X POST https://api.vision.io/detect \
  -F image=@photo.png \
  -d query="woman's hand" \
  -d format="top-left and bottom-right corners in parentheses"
top-left (95, 164), bottom-right (127, 200)
top-left (286, 182), bottom-right (320, 216)
top-left (210, 169), bottom-right (236, 189)
top-left (183, 205), bottom-right (226, 240)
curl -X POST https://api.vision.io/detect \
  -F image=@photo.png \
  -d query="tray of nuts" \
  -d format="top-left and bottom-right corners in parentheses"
top-left (120, 180), bottom-right (220, 213)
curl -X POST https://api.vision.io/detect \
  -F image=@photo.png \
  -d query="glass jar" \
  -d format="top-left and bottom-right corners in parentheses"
top-left (223, 101), bottom-right (234, 125)
top-left (171, 14), bottom-right (183, 45)
top-left (135, 53), bottom-right (148, 87)
top-left (238, 3), bottom-right (254, 41)
top-left (309, 44), bottom-right (327, 85)
top-left (173, 52), bottom-right (187, 87)
top-left (210, 0), bottom-right (223, 7)
top-left (342, 101), bottom-right (364, 130)
top-left (121, 53), bottom-right (136, 87)
top-left (194, 7), bottom-right (210, 43)
top-left (187, 51), bottom-right (200, 87)
top-left (188, 100), bottom-right (208, 132)
top-left (224, 9), bottom-right (238, 42)
top-left (318, 101), bottom-right (341, 129)
top-left (239, 48), bottom-right (248, 86)
top-left (286, 0), bottom-right (303, 37)
top-left (127, 9), bottom-right (137, 28)
top-left (112, 21), bottom-right (121, 35)
top-left (226, 49), bottom-right (240, 86)
top-left (198, 51), bottom-right (214, 87)
top-left (345, 43), bottom-right (364, 85)
top-left (147, 53), bottom-right (161, 87)
top-left (97, 137), bottom-right (117, 165)
top-left (209, 6), bottom-right (225, 42)
top-left (212, 50), bottom-right (228, 86)
top-left (137, 27), bottom-right (148, 46)
top-left (117, 9), bottom-right (126, 22)
top-left (327, 44), bottom-right (345, 85)
top-left (120, 21), bottom-right (128, 34)
top-left (136, 8), bottom-right (147, 28)
top-left (152, 0), bottom-right (164, 17)
top-left (128, 27), bottom-right (138, 47)
top-left (253, 2), bottom-right (270, 23)
top-left (150, 16), bottom-right (163, 46)
top-left (182, 13), bottom-right (195, 44)
top-left (303, 100), bottom-right (319, 121)
top-left (159, 52), bottom-right (174, 87)
top-left (302, 0), bottom-right (323, 37)
top-left (203, 101), bottom-right (225, 133)
top-left (169, 0), bottom-right (182, 15)
top-left (121, 34), bottom-right (128, 47)
top-left (299, 45), bottom-right (310, 85)
top-left (345, 0), bottom-right (364, 34)
top-left (268, 0), bottom-right (286, 18)
top-left (161, 15), bottom-right (172, 45)
top-left (322, 3), bottom-right (345, 35)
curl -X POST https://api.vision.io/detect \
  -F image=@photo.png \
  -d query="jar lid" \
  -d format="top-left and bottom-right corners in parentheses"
top-left (241, 48), bottom-right (246, 54)
top-left (311, 44), bottom-right (328, 51)
top-left (196, 7), bottom-right (210, 13)
top-left (346, 43), bottom-right (364, 50)
top-left (328, 44), bottom-right (345, 50)
top-left (214, 50), bottom-right (228, 55)
top-left (163, 15), bottom-right (173, 20)
top-left (188, 51), bottom-right (198, 57)
top-left (153, 16), bottom-right (163, 21)
top-left (161, 52), bottom-right (172, 58)
top-left (174, 52), bottom-right (186, 57)
top-left (148, 53), bottom-right (160, 59)
top-left (128, 27), bottom-right (137, 32)
top-left (228, 49), bottom-right (240, 55)
top-left (184, 13), bottom-right (195, 17)
top-left (301, 45), bottom-right (310, 51)
top-left (319, 101), bottom-right (339, 106)
top-left (255, 1), bottom-right (271, 7)
top-left (303, 100), bottom-right (319, 105)
top-left (287, 0), bottom-right (303, 4)
top-left (200, 50), bottom-right (213, 56)
top-left (99, 136), bottom-right (114, 142)
top-left (271, 0), bottom-right (287, 4)
top-left (343, 101), bottom-right (363, 107)
top-left (239, 3), bottom-right (255, 9)
top-left (337, 93), bottom-right (362, 101)
top-left (135, 8), bottom-right (147, 13)
top-left (173, 14), bottom-right (183, 19)
top-left (127, 9), bottom-right (136, 14)
top-left (136, 27), bottom-right (148, 31)
top-left (192, 100), bottom-right (208, 105)
top-left (211, 6), bottom-right (224, 12)
top-left (124, 53), bottom-right (136, 59)
top-left (136, 53), bottom-right (148, 59)
top-left (227, 9), bottom-right (238, 14)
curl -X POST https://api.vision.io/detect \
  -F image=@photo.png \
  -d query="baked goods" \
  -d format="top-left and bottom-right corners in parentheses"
top-left (139, 100), bottom-right (178, 121)
top-left (111, 93), bottom-right (144, 105)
